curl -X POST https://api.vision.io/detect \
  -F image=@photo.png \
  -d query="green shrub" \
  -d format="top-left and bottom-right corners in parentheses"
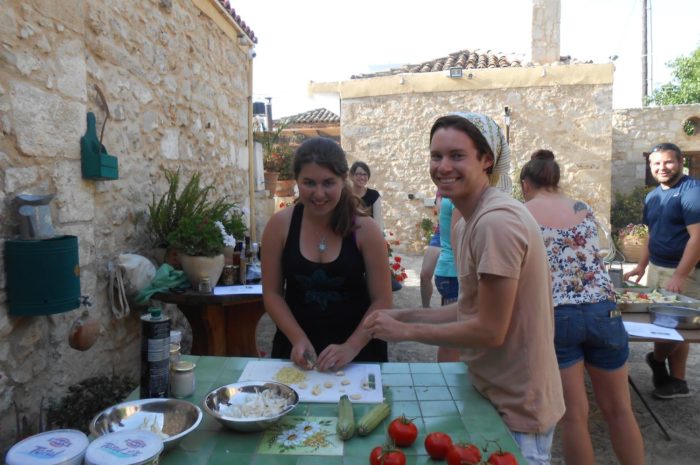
top-left (419, 217), bottom-right (434, 244)
top-left (611, 186), bottom-right (653, 233)
top-left (47, 375), bottom-right (136, 434)
top-left (167, 213), bottom-right (225, 257)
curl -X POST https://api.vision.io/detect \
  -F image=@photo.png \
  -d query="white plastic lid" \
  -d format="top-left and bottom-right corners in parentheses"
top-left (170, 330), bottom-right (182, 344)
top-left (84, 430), bottom-right (163, 465)
top-left (172, 360), bottom-right (196, 372)
top-left (5, 429), bottom-right (89, 465)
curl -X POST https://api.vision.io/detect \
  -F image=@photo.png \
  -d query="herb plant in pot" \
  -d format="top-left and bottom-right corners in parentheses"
top-left (257, 124), bottom-right (289, 198)
top-left (275, 144), bottom-right (296, 197)
top-left (167, 213), bottom-right (226, 289)
top-left (147, 168), bottom-right (236, 267)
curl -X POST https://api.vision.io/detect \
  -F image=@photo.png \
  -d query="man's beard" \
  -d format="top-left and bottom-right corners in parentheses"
top-left (655, 169), bottom-right (683, 187)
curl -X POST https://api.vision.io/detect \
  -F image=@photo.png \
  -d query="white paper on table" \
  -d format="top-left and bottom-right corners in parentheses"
top-left (213, 284), bottom-right (262, 295)
top-left (623, 321), bottom-right (684, 341)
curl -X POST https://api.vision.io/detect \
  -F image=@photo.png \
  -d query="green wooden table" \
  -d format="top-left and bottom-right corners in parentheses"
top-left (133, 356), bottom-right (525, 464)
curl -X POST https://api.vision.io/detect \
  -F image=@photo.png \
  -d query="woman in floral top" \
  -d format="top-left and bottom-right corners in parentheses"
top-left (520, 150), bottom-right (644, 465)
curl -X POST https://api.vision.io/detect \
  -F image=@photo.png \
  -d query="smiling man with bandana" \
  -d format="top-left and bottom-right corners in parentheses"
top-left (365, 113), bottom-right (564, 465)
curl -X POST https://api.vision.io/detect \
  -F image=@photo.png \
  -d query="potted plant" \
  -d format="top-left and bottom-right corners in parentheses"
top-left (615, 223), bottom-right (649, 263)
top-left (147, 168), bottom-right (238, 268)
top-left (274, 143), bottom-right (296, 197)
top-left (218, 208), bottom-right (247, 265)
top-left (257, 123), bottom-right (288, 198)
top-left (166, 212), bottom-right (226, 287)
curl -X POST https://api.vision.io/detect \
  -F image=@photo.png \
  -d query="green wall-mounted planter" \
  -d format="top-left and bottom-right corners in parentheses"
top-left (80, 112), bottom-right (118, 181)
top-left (5, 235), bottom-right (81, 316)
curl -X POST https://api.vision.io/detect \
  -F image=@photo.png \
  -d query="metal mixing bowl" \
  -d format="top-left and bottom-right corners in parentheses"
top-left (203, 381), bottom-right (299, 433)
top-left (649, 304), bottom-right (700, 330)
top-left (89, 398), bottom-right (203, 451)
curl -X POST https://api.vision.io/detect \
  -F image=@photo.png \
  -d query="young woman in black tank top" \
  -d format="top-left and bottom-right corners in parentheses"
top-left (261, 138), bottom-right (391, 372)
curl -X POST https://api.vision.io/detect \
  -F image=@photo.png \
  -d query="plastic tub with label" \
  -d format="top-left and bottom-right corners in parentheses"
top-left (84, 430), bottom-right (163, 465)
top-left (5, 429), bottom-right (89, 465)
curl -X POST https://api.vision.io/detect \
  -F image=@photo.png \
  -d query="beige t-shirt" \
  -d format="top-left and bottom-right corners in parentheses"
top-left (454, 188), bottom-right (565, 433)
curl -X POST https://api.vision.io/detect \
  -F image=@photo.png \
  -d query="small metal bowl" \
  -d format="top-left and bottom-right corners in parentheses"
top-left (203, 381), bottom-right (299, 433)
top-left (89, 398), bottom-right (203, 452)
top-left (649, 304), bottom-right (700, 330)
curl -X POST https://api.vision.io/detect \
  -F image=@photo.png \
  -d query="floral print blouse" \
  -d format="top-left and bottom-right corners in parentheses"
top-left (540, 206), bottom-right (616, 306)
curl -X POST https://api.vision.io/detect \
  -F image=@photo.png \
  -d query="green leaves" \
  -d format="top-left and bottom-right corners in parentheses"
top-left (166, 213), bottom-right (225, 257)
top-left (647, 46), bottom-right (700, 105)
top-left (147, 168), bottom-right (244, 249)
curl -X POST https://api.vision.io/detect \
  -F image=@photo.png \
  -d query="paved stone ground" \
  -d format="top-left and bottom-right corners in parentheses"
top-left (256, 253), bottom-right (700, 464)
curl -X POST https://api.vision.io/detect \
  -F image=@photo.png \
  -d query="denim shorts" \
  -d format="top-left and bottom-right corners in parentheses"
top-left (428, 231), bottom-right (441, 247)
top-left (435, 275), bottom-right (458, 304)
top-left (510, 427), bottom-right (555, 465)
top-left (554, 300), bottom-right (629, 370)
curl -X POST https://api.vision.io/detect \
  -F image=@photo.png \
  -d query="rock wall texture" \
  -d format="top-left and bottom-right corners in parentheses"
top-left (0, 0), bottom-right (264, 451)
top-left (612, 104), bottom-right (700, 193)
top-left (340, 75), bottom-right (614, 252)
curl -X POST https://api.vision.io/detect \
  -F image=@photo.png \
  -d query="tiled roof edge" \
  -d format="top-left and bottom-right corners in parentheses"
top-left (216, 0), bottom-right (258, 44)
top-left (351, 49), bottom-right (592, 80)
top-left (276, 108), bottom-right (340, 125)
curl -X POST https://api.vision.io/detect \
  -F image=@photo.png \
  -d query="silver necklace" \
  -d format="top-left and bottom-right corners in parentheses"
top-left (318, 236), bottom-right (327, 253)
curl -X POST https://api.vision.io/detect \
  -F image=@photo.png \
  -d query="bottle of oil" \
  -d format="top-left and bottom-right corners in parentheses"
top-left (140, 307), bottom-right (171, 398)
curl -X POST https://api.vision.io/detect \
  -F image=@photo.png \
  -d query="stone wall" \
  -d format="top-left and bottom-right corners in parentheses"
top-left (338, 69), bottom-right (614, 252)
top-left (612, 104), bottom-right (700, 193)
top-left (0, 0), bottom-right (262, 451)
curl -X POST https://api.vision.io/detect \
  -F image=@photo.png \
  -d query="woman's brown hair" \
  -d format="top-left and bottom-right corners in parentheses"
top-left (293, 137), bottom-right (366, 237)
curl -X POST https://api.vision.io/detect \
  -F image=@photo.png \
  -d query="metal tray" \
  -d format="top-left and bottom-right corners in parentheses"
top-left (615, 288), bottom-right (700, 313)
top-left (649, 305), bottom-right (700, 330)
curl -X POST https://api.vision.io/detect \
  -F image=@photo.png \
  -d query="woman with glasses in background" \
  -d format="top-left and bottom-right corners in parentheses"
top-left (350, 161), bottom-right (384, 233)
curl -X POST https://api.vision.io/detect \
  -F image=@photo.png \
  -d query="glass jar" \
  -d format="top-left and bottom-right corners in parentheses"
top-left (170, 361), bottom-right (196, 398)
top-left (169, 343), bottom-right (181, 366)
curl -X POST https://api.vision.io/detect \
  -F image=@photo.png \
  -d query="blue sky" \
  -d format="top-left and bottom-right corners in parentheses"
top-left (233, 0), bottom-right (700, 118)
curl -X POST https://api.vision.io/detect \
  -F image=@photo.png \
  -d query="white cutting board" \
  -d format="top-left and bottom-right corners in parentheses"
top-left (238, 361), bottom-right (383, 403)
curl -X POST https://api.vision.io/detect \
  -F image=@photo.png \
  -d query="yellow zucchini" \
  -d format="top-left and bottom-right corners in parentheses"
top-left (336, 394), bottom-right (355, 440)
top-left (356, 401), bottom-right (391, 436)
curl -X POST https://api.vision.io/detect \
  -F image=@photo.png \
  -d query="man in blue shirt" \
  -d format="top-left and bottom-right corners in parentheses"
top-left (625, 143), bottom-right (700, 399)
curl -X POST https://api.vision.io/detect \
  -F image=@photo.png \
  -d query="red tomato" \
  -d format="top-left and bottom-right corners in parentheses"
top-left (488, 450), bottom-right (518, 465)
top-left (424, 432), bottom-right (453, 459)
top-left (446, 443), bottom-right (482, 465)
top-left (387, 415), bottom-right (418, 447)
top-left (369, 446), bottom-right (406, 465)
top-left (369, 446), bottom-right (383, 465)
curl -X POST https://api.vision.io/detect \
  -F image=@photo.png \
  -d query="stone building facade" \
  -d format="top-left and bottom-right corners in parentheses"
top-left (312, 64), bottom-right (615, 251)
top-left (0, 0), bottom-right (266, 450)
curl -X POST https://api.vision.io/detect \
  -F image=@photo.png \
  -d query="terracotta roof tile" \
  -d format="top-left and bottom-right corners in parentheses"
top-left (351, 49), bottom-right (587, 79)
top-left (277, 108), bottom-right (340, 126)
top-left (217, 0), bottom-right (258, 44)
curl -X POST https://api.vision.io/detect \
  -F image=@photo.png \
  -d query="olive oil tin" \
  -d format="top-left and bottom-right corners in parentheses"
top-left (140, 308), bottom-right (171, 399)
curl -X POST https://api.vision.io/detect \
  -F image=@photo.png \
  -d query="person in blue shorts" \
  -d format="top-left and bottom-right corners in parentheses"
top-left (521, 149), bottom-right (644, 465)
top-left (420, 193), bottom-right (442, 307)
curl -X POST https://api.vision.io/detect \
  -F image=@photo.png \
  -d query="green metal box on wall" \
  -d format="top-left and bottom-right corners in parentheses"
top-left (81, 150), bottom-right (118, 180)
top-left (80, 111), bottom-right (119, 181)
top-left (4, 235), bottom-right (81, 316)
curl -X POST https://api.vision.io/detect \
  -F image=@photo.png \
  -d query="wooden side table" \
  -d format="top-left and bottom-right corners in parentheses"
top-left (152, 290), bottom-right (265, 357)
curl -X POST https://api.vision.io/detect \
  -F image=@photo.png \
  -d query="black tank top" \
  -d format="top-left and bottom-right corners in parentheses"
top-left (360, 189), bottom-right (380, 217)
top-left (271, 203), bottom-right (388, 362)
